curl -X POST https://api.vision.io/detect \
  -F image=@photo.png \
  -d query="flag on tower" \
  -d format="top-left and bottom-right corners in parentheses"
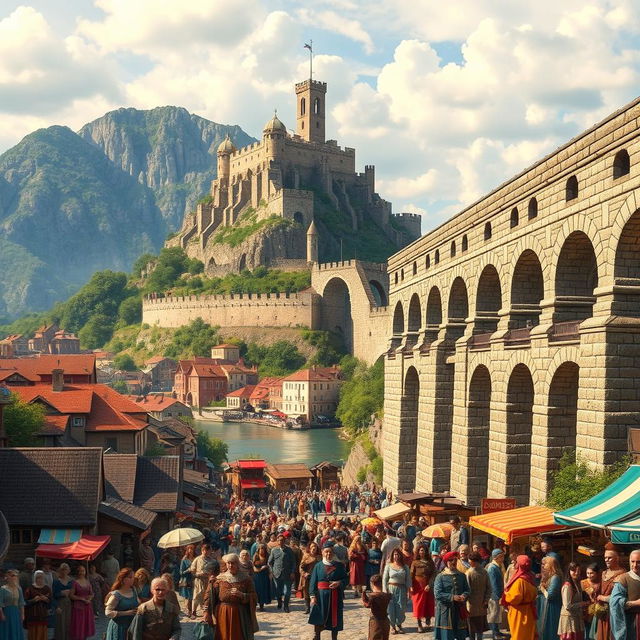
top-left (304, 42), bottom-right (312, 51)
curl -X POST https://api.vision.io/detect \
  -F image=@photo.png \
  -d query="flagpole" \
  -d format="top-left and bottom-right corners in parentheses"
top-left (304, 40), bottom-right (313, 81)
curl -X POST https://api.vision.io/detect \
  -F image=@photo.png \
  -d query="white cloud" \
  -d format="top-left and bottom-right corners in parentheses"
top-left (296, 8), bottom-right (374, 54)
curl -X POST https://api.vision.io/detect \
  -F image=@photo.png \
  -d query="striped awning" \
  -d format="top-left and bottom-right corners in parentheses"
top-left (37, 529), bottom-right (82, 544)
top-left (553, 466), bottom-right (640, 529)
top-left (470, 506), bottom-right (565, 544)
top-left (609, 516), bottom-right (640, 544)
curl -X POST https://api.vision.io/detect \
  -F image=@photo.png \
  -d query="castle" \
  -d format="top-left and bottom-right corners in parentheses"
top-left (171, 76), bottom-right (421, 272)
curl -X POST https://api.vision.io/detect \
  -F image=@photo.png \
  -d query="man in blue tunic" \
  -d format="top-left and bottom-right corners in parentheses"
top-left (434, 551), bottom-right (470, 640)
top-left (308, 541), bottom-right (348, 640)
top-left (610, 549), bottom-right (640, 640)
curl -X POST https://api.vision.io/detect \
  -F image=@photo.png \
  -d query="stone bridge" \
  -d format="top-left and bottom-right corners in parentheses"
top-left (383, 96), bottom-right (640, 506)
top-left (311, 260), bottom-right (390, 365)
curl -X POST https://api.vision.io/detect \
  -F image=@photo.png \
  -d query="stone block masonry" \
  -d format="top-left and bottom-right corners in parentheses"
top-left (383, 94), bottom-right (640, 505)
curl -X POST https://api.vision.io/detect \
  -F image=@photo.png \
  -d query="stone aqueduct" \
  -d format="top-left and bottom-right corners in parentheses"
top-left (382, 97), bottom-right (640, 506)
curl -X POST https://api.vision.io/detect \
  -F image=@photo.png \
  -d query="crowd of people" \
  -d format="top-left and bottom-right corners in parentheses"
top-left (3, 488), bottom-right (640, 640)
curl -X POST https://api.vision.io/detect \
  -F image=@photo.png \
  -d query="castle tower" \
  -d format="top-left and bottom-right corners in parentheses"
top-left (263, 113), bottom-right (286, 159)
top-left (217, 135), bottom-right (236, 180)
top-left (307, 219), bottom-right (319, 263)
top-left (295, 79), bottom-right (327, 144)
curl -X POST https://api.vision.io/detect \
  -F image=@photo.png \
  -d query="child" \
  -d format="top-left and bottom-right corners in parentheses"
top-left (362, 574), bottom-right (393, 640)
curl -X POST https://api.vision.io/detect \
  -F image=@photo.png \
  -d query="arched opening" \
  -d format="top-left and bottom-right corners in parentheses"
top-left (392, 301), bottom-right (404, 336)
top-left (475, 264), bottom-right (502, 333)
top-left (506, 364), bottom-right (534, 505)
top-left (425, 286), bottom-right (442, 344)
top-left (528, 197), bottom-right (538, 220)
top-left (401, 269), bottom-right (405, 281)
top-left (447, 277), bottom-right (469, 340)
top-left (510, 250), bottom-right (544, 328)
top-left (426, 254), bottom-right (431, 269)
top-left (613, 209), bottom-right (640, 317)
top-left (207, 257), bottom-right (217, 270)
top-left (300, 97), bottom-right (306, 116)
top-left (510, 207), bottom-right (519, 228)
top-left (613, 149), bottom-right (630, 179)
top-left (435, 250), bottom-right (440, 264)
top-left (462, 235), bottom-right (468, 252)
top-left (566, 175), bottom-right (578, 201)
top-left (394, 273), bottom-right (399, 285)
top-left (399, 367), bottom-right (419, 492)
top-left (484, 222), bottom-right (492, 240)
top-left (413, 261), bottom-right (417, 276)
top-left (554, 231), bottom-right (598, 323)
top-left (321, 278), bottom-right (353, 353)
top-left (547, 362), bottom-right (579, 482)
top-left (314, 97), bottom-right (321, 115)
top-left (369, 280), bottom-right (387, 307)
top-left (293, 211), bottom-right (304, 225)
top-left (450, 241), bottom-right (456, 257)
top-left (406, 293), bottom-right (422, 349)
top-left (238, 254), bottom-right (247, 272)
top-left (467, 365), bottom-right (491, 504)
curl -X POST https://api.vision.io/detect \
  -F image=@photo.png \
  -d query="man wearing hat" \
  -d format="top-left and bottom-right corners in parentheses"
top-left (433, 551), bottom-right (470, 640)
top-left (487, 549), bottom-right (507, 640)
top-left (308, 541), bottom-right (348, 640)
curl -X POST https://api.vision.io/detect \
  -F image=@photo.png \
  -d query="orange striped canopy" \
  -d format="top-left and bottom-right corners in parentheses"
top-left (469, 505), bottom-right (565, 544)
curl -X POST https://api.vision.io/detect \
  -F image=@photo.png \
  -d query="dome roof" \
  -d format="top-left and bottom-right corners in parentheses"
top-left (217, 136), bottom-right (236, 155)
top-left (263, 114), bottom-right (286, 134)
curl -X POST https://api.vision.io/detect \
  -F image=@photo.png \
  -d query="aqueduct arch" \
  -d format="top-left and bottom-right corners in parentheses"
top-left (475, 264), bottom-right (502, 334)
top-left (510, 250), bottom-right (544, 328)
top-left (398, 366), bottom-right (420, 492)
top-left (319, 277), bottom-right (353, 353)
top-left (467, 365), bottom-right (491, 504)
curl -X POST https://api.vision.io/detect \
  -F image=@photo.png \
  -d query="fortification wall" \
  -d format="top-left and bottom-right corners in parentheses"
top-left (143, 291), bottom-right (321, 330)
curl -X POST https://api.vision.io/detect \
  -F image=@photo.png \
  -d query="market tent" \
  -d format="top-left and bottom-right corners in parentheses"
top-left (35, 535), bottom-right (110, 561)
top-left (37, 529), bottom-right (82, 544)
top-left (374, 503), bottom-right (411, 521)
top-left (609, 516), bottom-right (640, 544)
top-left (553, 465), bottom-right (640, 528)
top-left (240, 479), bottom-right (266, 489)
top-left (470, 506), bottom-right (564, 544)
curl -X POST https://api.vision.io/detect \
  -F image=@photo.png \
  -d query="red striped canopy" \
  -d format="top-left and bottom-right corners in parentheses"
top-left (36, 535), bottom-right (110, 561)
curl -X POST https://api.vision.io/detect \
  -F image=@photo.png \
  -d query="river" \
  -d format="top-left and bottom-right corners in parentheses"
top-left (196, 420), bottom-right (350, 466)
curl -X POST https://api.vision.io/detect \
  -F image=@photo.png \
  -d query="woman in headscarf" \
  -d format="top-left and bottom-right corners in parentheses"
top-left (501, 555), bottom-right (538, 640)
top-left (434, 551), bottom-right (470, 640)
top-left (0, 569), bottom-right (25, 640)
top-left (559, 562), bottom-right (586, 640)
top-left (537, 556), bottom-right (563, 640)
top-left (308, 542), bottom-right (348, 640)
top-left (24, 571), bottom-right (52, 640)
top-left (299, 542), bottom-right (321, 614)
top-left (213, 552), bottom-right (258, 640)
top-left (410, 544), bottom-right (436, 632)
top-left (238, 550), bottom-right (254, 578)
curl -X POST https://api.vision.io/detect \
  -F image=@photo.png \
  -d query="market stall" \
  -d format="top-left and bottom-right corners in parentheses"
top-left (470, 505), bottom-right (566, 544)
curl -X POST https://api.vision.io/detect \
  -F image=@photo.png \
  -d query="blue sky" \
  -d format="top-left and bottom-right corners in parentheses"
top-left (2, 1), bottom-right (640, 231)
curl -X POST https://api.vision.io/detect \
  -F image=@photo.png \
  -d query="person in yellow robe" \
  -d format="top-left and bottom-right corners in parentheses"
top-left (501, 555), bottom-right (538, 640)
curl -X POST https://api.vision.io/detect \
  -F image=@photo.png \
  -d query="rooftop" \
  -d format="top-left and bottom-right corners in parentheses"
top-left (265, 463), bottom-right (313, 480)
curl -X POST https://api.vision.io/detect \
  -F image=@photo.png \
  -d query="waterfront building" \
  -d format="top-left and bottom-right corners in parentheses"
top-left (383, 95), bottom-right (640, 507)
top-left (281, 366), bottom-right (342, 423)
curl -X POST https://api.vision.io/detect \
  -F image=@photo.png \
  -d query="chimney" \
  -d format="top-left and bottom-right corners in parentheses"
top-left (52, 368), bottom-right (64, 392)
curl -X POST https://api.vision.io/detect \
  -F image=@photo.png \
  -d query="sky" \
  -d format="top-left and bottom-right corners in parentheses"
top-left (2, 1), bottom-right (640, 231)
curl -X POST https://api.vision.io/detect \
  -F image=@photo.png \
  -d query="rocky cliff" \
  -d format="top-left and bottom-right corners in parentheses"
top-left (79, 107), bottom-right (256, 228)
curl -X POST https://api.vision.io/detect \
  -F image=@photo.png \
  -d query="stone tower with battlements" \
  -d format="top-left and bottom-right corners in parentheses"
top-left (295, 80), bottom-right (327, 144)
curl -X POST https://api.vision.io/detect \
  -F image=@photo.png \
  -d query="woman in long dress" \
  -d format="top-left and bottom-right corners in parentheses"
top-left (383, 547), bottom-right (411, 634)
top-left (88, 565), bottom-right (106, 617)
top-left (537, 556), bottom-right (563, 640)
top-left (595, 544), bottom-right (625, 640)
top-left (69, 565), bottom-right (94, 640)
top-left (104, 568), bottom-right (139, 640)
top-left (581, 563), bottom-right (601, 640)
top-left (410, 545), bottom-right (436, 633)
top-left (178, 544), bottom-right (196, 618)
top-left (0, 569), bottom-right (24, 640)
top-left (53, 562), bottom-right (74, 640)
top-left (366, 539), bottom-right (383, 590)
top-left (24, 571), bottom-right (51, 640)
top-left (349, 537), bottom-right (367, 598)
top-left (298, 542), bottom-right (320, 614)
top-left (559, 562), bottom-right (586, 640)
top-left (214, 553), bottom-right (259, 640)
top-left (133, 568), bottom-right (151, 603)
top-left (501, 555), bottom-right (537, 640)
top-left (252, 544), bottom-right (272, 611)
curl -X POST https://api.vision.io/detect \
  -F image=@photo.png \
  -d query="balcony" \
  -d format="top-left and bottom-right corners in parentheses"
top-left (504, 327), bottom-right (531, 347)
top-left (469, 332), bottom-right (492, 351)
top-left (549, 320), bottom-right (581, 343)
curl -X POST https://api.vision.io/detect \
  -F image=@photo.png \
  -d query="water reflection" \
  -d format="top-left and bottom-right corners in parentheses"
top-left (196, 420), bottom-right (350, 465)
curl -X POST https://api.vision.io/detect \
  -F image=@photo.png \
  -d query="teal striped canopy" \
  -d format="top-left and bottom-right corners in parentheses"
top-left (37, 529), bottom-right (82, 544)
top-left (553, 465), bottom-right (640, 529)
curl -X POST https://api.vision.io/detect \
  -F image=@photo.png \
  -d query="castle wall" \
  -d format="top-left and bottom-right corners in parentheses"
top-left (143, 291), bottom-right (321, 330)
top-left (383, 94), bottom-right (640, 505)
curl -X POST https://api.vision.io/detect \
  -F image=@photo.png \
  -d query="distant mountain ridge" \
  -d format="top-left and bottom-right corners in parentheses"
top-left (0, 107), bottom-right (256, 320)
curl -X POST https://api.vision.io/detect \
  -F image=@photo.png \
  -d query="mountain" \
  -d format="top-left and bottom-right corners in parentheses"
top-left (0, 109), bottom-right (256, 320)
top-left (78, 106), bottom-right (256, 228)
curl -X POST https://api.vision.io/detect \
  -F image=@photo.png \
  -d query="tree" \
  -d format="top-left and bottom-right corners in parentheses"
top-left (118, 296), bottom-right (142, 325)
top-left (144, 442), bottom-right (167, 457)
top-left (164, 318), bottom-right (219, 359)
top-left (3, 394), bottom-right (45, 446)
top-left (110, 380), bottom-right (128, 394)
top-left (546, 451), bottom-right (630, 510)
top-left (257, 340), bottom-right (305, 376)
top-left (196, 430), bottom-right (228, 467)
top-left (336, 358), bottom-right (384, 434)
top-left (78, 314), bottom-right (115, 349)
top-left (113, 353), bottom-right (136, 371)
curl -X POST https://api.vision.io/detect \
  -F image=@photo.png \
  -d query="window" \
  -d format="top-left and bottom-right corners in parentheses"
top-left (105, 437), bottom-right (118, 452)
top-left (394, 272), bottom-right (398, 285)
top-left (510, 207), bottom-right (519, 228)
top-left (484, 222), bottom-right (492, 240)
top-left (528, 197), bottom-right (538, 220)
top-left (11, 529), bottom-right (33, 544)
top-left (413, 261), bottom-right (417, 275)
top-left (401, 269), bottom-right (404, 281)
top-left (314, 97), bottom-right (321, 115)
top-left (450, 241), bottom-right (456, 257)
top-left (71, 416), bottom-right (85, 427)
top-left (566, 175), bottom-right (578, 201)
top-left (435, 250), bottom-right (440, 264)
top-left (426, 254), bottom-right (430, 268)
top-left (614, 149), bottom-right (630, 179)
top-left (462, 235), bottom-right (468, 252)
top-left (300, 97), bottom-right (306, 116)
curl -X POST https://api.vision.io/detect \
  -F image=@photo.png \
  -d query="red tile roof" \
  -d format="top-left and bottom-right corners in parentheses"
top-left (145, 355), bottom-right (173, 365)
top-left (283, 367), bottom-right (340, 382)
top-left (41, 414), bottom-right (70, 435)
top-left (190, 363), bottom-right (227, 378)
top-left (226, 385), bottom-right (255, 398)
top-left (0, 354), bottom-right (96, 380)
top-left (126, 394), bottom-right (183, 411)
top-left (234, 459), bottom-right (266, 469)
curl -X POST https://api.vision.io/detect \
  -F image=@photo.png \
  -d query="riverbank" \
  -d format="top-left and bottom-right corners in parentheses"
top-left (195, 408), bottom-right (341, 430)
